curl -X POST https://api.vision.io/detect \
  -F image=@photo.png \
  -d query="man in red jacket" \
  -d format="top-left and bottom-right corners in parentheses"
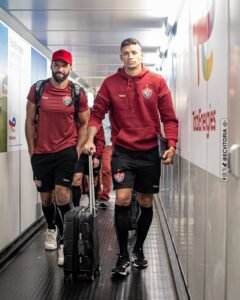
top-left (84, 38), bottom-right (178, 278)
top-left (25, 49), bottom-right (89, 266)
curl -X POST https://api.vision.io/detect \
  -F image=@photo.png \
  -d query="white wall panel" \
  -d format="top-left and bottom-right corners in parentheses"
top-left (187, 165), bottom-right (206, 300)
top-left (226, 0), bottom-right (240, 298)
top-left (0, 9), bottom-right (50, 251)
top-left (160, 1), bottom-right (229, 299)
top-left (0, 154), bottom-right (20, 249)
top-left (204, 1), bottom-right (228, 299)
top-left (205, 177), bottom-right (227, 300)
top-left (20, 151), bottom-right (39, 231)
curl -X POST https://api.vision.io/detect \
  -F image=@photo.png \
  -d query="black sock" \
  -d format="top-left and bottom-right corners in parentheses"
top-left (56, 203), bottom-right (71, 241)
top-left (114, 204), bottom-right (130, 257)
top-left (134, 206), bottom-right (153, 250)
top-left (72, 185), bottom-right (82, 207)
top-left (42, 203), bottom-right (55, 230)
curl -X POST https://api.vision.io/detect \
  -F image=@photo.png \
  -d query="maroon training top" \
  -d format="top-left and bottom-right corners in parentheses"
top-left (27, 80), bottom-right (88, 154)
top-left (89, 66), bottom-right (178, 151)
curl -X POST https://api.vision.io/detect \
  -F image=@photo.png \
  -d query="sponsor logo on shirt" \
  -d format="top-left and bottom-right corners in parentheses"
top-left (142, 86), bottom-right (152, 99)
top-left (63, 96), bottom-right (72, 105)
top-left (118, 94), bottom-right (126, 98)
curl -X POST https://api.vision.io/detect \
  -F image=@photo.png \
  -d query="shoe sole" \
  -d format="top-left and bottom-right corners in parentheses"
top-left (99, 205), bottom-right (108, 209)
top-left (111, 265), bottom-right (130, 277)
top-left (99, 202), bottom-right (108, 208)
top-left (132, 262), bottom-right (148, 269)
top-left (58, 261), bottom-right (64, 267)
top-left (111, 270), bottom-right (129, 278)
top-left (45, 245), bottom-right (57, 251)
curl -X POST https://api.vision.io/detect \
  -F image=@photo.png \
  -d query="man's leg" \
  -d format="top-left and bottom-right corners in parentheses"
top-left (132, 193), bottom-right (153, 268)
top-left (55, 185), bottom-right (72, 266)
top-left (98, 146), bottom-right (112, 208)
top-left (72, 172), bottom-right (83, 207)
top-left (32, 153), bottom-right (58, 251)
top-left (40, 191), bottom-right (58, 251)
top-left (72, 154), bottom-right (87, 207)
top-left (54, 146), bottom-right (78, 266)
top-left (131, 146), bottom-right (160, 268)
top-left (112, 188), bottom-right (132, 277)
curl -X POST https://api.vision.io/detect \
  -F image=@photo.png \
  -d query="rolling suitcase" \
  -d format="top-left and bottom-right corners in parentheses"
top-left (63, 155), bottom-right (100, 281)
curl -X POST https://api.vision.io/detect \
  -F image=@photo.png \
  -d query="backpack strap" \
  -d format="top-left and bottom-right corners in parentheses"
top-left (34, 79), bottom-right (83, 124)
top-left (34, 78), bottom-right (50, 124)
top-left (69, 81), bottom-right (83, 123)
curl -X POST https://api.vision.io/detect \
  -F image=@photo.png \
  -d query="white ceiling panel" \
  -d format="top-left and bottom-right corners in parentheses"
top-left (6, 0), bottom-right (174, 13)
top-left (11, 10), bottom-right (165, 31)
top-left (1, 0), bottom-right (173, 90)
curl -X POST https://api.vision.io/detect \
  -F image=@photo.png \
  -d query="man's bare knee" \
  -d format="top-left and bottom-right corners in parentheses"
top-left (40, 192), bottom-right (54, 206)
top-left (137, 193), bottom-right (153, 208)
top-left (72, 173), bottom-right (82, 186)
top-left (115, 188), bottom-right (132, 206)
top-left (55, 185), bottom-right (70, 205)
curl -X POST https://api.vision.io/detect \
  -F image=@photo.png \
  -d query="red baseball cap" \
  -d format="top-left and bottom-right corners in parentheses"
top-left (52, 49), bottom-right (72, 65)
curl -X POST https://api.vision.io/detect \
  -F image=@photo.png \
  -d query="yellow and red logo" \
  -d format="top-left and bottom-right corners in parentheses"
top-left (193, 0), bottom-right (215, 85)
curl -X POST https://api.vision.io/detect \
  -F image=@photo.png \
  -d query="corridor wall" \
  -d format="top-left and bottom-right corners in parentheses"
top-left (159, 0), bottom-right (230, 299)
top-left (0, 7), bottom-right (51, 251)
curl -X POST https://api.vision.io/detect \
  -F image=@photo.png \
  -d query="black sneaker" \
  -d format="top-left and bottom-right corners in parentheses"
top-left (98, 199), bottom-right (109, 209)
top-left (132, 248), bottom-right (148, 268)
top-left (111, 255), bottom-right (130, 277)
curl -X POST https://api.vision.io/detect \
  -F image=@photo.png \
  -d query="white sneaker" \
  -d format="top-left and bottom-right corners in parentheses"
top-left (58, 244), bottom-right (64, 266)
top-left (45, 228), bottom-right (57, 250)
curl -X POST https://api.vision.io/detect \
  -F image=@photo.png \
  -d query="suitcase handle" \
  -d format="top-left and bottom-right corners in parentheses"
top-left (88, 154), bottom-right (96, 216)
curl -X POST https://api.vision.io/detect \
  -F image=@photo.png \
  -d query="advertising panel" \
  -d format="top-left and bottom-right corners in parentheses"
top-left (8, 27), bottom-right (31, 150)
top-left (0, 21), bottom-right (8, 152)
top-left (189, 0), bottom-right (228, 179)
top-left (0, 21), bottom-right (48, 151)
top-left (31, 47), bottom-right (48, 84)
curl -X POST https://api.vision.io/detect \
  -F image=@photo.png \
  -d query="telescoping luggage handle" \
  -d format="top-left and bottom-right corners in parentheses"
top-left (88, 154), bottom-right (97, 217)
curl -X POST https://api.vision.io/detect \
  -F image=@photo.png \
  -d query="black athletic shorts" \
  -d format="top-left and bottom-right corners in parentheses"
top-left (111, 146), bottom-right (161, 194)
top-left (31, 146), bottom-right (78, 192)
top-left (75, 153), bottom-right (101, 177)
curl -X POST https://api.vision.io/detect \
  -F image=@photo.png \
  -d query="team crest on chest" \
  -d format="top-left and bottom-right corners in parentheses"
top-left (142, 86), bottom-right (152, 99)
top-left (63, 96), bottom-right (72, 105)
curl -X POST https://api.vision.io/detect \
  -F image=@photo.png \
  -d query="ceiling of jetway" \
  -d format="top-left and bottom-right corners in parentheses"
top-left (0, 0), bottom-right (176, 92)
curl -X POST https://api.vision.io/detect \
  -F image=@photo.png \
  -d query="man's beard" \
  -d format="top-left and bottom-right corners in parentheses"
top-left (52, 71), bottom-right (69, 83)
top-left (127, 66), bottom-right (137, 71)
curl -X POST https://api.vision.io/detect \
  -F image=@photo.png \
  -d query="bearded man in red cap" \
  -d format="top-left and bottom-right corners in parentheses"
top-left (25, 49), bottom-right (89, 266)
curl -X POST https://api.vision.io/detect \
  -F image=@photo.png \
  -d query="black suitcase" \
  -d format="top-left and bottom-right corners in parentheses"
top-left (129, 190), bottom-right (140, 230)
top-left (63, 155), bottom-right (100, 281)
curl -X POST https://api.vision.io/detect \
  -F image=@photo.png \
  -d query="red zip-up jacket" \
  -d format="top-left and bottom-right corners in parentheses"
top-left (94, 125), bottom-right (105, 157)
top-left (89, 66), bottom-right (178, 151)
